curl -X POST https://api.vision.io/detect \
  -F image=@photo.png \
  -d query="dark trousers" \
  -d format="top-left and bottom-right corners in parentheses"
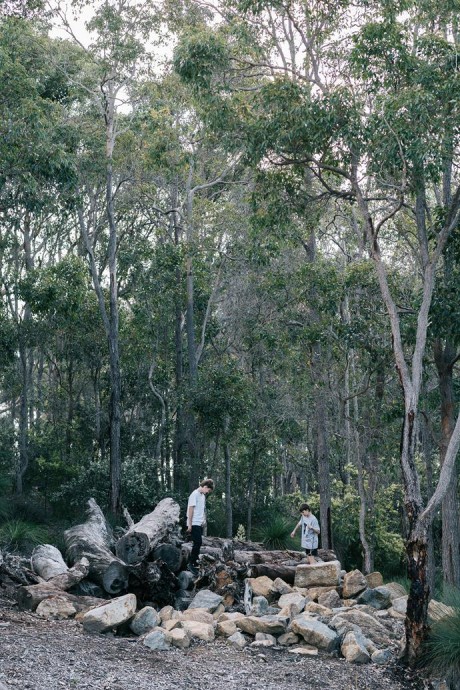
top-left (190, 525), bottom-right (202, 566)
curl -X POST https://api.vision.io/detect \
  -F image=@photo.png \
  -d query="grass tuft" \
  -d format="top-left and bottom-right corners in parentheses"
top-left (0, 519), bottom-right (50, 550)
top-left (253, 515), bottom-right (298, 550)
top-left (423, 588), bottom-right (460, 686)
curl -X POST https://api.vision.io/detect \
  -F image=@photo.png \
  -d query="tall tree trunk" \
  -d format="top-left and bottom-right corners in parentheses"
top-left (184, 169), bottom-right (198, 490)
top-left (434, 338), bottom-right (460, 587)
top-left (172, 192), bottom-right (185, 495)
top-left (246, 448), bottom-right (257, 541)
top-left (16, 211), bottom-right (33, 495)
top-left (223, 416), bottom-right (233, 538)
top-left (420, 402), bottom-right (436, 597)
top-left (313, 350), bottom-right (332, 550)
top-left (105, 91), bottom-right (122, 517)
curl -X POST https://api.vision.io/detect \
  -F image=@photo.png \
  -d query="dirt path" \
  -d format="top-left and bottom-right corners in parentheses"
top-left (0, 597), bottom-right (426, 690)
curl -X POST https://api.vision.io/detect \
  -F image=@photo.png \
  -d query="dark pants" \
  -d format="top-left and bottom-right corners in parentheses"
top-left (190, 525), bottom-right (202, 566)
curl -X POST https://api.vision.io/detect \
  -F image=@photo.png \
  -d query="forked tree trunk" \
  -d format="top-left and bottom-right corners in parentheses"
top-left (64, 498), bottom-right (128, 594)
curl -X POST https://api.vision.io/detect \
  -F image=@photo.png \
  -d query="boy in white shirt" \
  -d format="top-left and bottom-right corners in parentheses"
top-left (187, 478), bottom-right (214, 576)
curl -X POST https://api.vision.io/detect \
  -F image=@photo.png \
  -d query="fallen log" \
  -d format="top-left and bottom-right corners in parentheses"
top-left (116, 498), bottom-right (180, 565)
top-left (17, 557), bottom-right (90, 610)
top-left (64, 498), bottom-right (129, 595)
top-left (247, 562), bottom-right (296, 584)
top-left (233, 549), bottom-right (304, 565)
top-left (18, 585), bottom-right (105, 612)
top-left (31, 544), bottom-right (69, 580)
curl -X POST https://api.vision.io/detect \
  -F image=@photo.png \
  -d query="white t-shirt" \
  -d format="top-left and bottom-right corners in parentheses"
top-left (187, 488), bottom-right (206, 526)
top-left (300, 514), bottom-right (320, 550)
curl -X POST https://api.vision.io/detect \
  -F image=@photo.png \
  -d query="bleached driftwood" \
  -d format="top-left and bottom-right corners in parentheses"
top-left (31, 544), bottom-right (68, 580)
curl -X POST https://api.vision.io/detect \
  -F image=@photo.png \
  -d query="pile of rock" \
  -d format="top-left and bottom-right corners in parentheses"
top-left (67, 559), bottom-right (438, 665)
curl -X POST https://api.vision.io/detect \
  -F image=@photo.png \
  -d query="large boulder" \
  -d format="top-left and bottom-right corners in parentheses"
top-left (247, 576), bottom-right (276, 599)
top-left (278, 593), bottom-right (306, 616)
top-left (289, 614), bottom-right (339, 651)
top-left (428, 599), bottom-right (456, 623)
top-left (357, 586), bottom-right (392, 610)
top-left (330, 610), bottom-right (391, 646)
top-left (341, 631), bottom-right (371, 664)
top-left (318, 589), bottom-right (341, 609)
top-left (365, 572), bottom-right (384, 588)
top-left (236, 615), bottom-right (288, 636)
top-left (188, 589), bottom-right (223, 612)
top-left (181, 620), bottom-right (215, 642)
top-left (294, 561), bottom-right (341, 588)
top-left (342, 570), bottom-right (368, 599)
top-left (81, 593), bottom-right (136, 633)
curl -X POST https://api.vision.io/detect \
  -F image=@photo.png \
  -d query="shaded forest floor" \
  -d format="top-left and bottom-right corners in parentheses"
top-left (0, 592), bottom-right (431, 690)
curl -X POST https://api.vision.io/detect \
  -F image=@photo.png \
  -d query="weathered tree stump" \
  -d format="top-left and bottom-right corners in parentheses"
top-left (153, 543), bottom-right (183, 573)
top-left (128, 560), bottom-right (178, 607)
top-left (116, 498), bottom-right (180, 565)
top-left (64, 498), bottom-right (129, 595)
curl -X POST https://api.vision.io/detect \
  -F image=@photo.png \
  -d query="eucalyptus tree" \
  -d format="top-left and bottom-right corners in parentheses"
top-left (0, 17), bottom-right (80, 493)
top-left (174, 0), bottom-right (460, 661)
top-left (51, 0), bottom-right (165, 514)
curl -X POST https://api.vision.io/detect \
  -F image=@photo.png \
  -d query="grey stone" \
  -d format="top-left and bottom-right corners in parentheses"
top-left (318, 589), bottom-right (341, 609)
top-left (330, 610), bottom-right (391, 646)
top-left (371, 648), bottom-right (393, 664)
top-left (249, 595), bottom-right (269, 616)
top-left (130, 606), bottom-right (161, 636)
top-left (143, 628), bottom-right (171, 650)
top-left (188, 589), bottom-right (223, 613)
top-left (289, 614), bottom-right (339, 651)
top-left (227, 631), bottom-right (248, 649)
top-left (357, 586), bottom-right (392, 610)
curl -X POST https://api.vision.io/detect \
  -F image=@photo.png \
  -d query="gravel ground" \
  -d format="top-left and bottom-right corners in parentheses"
top-left (0, 594), bottom-right (429, 690)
